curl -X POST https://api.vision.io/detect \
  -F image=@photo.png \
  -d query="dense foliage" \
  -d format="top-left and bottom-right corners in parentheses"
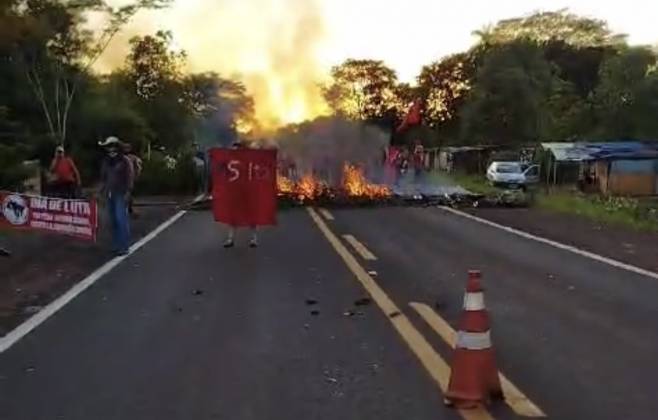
top-left (2, 6), bottom-right (658, 192)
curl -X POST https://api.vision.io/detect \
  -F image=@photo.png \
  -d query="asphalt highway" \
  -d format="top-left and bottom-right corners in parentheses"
top-left (2, 206), bottom-right (657, 420)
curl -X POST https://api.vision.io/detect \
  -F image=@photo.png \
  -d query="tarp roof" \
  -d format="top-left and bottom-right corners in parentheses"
top-left (541, 142), bottom-right (658, 162)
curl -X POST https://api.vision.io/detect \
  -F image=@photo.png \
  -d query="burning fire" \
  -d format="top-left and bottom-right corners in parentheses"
top-left (342, 164), bottom-right (391, 199)
top-left (278, 164), bottom-right (391, 202)
top-left (277, 175), bottom-right (295, 194)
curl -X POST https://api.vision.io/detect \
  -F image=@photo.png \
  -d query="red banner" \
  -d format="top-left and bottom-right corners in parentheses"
top-left (210, 148), bottom-right (277, 226)
top-left (0, 192), bottom-right (98, 241)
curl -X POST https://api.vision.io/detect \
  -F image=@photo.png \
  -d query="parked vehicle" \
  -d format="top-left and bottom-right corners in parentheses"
top-left (486, 162), bottom-right (540, 188)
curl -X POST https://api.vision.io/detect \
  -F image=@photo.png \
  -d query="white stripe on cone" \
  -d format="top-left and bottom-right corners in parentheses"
top-left (463, 292), bottom-right (485, 311)
top-left (456, 330), bottom-right (492, 350)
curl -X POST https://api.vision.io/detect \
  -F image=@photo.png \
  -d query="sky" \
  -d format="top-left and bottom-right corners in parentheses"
top-left (100, 0), bottom-right (658, 127)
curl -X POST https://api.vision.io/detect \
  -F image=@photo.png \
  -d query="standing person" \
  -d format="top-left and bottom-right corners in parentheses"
top-left (413, 140), bottom-right (425, 182)
top-left (192, 142), bottom-right (208, 195)
top-left (123, 143), bottom-right (142, 217)
top-left (224, 140), bottom-right (258, 249)
top-left (99, 137), bottom-right (134, 256)
top-left (49, 146), bottom-right (81, 198)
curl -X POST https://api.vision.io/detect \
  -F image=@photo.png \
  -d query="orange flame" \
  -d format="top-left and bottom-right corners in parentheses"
top-left (342, 164), bottom-right (391, 198)
top-left (277, 164), bottom-right (391, 201)
top-left (277, 175), bottom-right (295, 194)
top-left (298, 174), bottom-right (324, 200)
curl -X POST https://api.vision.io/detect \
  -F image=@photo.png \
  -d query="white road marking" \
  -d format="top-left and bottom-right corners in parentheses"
top-left (319, 208), bottom-right (334, 221)
top-left (0, 195), bottom-right (204, 353)
top-left (440, 206), bottom-right (658, 281)
top-left (343, 234), bottom-right (378, 260)
top-left (410, 302), bottom-right (546, 418)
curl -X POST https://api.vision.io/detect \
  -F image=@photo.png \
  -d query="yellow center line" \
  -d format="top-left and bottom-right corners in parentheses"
top-left (307, 208), bottom-right (494, 420)
top-left (410, 302), bottom-right (546, 418)
top-left (342, 234), bottom-right (378, 261)
top-left (319, 208), bottom-right (335, 221)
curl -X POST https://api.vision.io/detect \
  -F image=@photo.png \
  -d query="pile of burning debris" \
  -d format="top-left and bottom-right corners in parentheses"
top-left (189, 163), bottom-right (531, 211)
top-left (276, 164), bottom-right (530, 209)
top-left (277, 163), bottom-right (402, 207)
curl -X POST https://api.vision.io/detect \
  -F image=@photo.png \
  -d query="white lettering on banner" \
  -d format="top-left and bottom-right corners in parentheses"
top-left (29, 220), bottom-right (91, 237)
top-left (249, 163), bottom-right (271, 181)
top-left (228, 160), bottom-right (240, 182)
top-left (31, 197), bottom-right (48, 210)
top-left (48, 199), bottom-right (62, 212)
top-left (32, 212), bottom-right (53, 221)
top-left (72, 216), bottom-right (89, 226)
top-left (55, 214), bottom-right (73, 223)
top-left (63, 201), bottom-right (69, 213)
top-left (73, 201), bottom-right (91, 216)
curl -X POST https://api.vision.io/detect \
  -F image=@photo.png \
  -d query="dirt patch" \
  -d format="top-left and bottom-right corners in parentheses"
top-left (467, 207), bottom-right (658, 273)
top-left (0, 197), bottom-right (193, 336)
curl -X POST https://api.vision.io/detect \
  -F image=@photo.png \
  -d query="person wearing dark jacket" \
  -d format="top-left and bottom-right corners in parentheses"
top-left (99, 136), bottom-right (134, 256)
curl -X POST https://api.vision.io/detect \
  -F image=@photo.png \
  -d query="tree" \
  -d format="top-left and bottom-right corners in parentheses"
top-left (124, 31), bottom-right (189, 151)
top-left (545, 78), bottom-right (591, 141)
top-left (591, 47), bottom-right (658, 139)
top-left (461, 40), bottom-right (555, 144)
top-left (322, 59), bottom-right (399, 122)
top-left (126, 30), bottom-right (185, 100)
top-left (475, 10), bottom-right (626, 48)
top-left (183, 72), bottom-right (255, 144)
top-left (11, 0), bottom-right (171, 145)
top-left (417, 53), bottom-right (476, 129)
top-left (542, 41), bottom-right (612, 97)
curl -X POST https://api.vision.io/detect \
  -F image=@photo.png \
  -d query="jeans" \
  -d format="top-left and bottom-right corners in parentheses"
top-left (108, 193), bottom-right (130, 253)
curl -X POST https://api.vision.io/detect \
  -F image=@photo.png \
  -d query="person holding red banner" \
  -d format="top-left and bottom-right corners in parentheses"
top-left (224, 141), bottom-right (258, 249)
top-left (210, 140), bottom-right (277, 249)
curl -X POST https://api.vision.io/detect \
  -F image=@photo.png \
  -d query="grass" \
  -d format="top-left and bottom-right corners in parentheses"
top-left (431, 170), bottom-right (658, 231)
top-left (536, 191), bottom-right (658, 231)
top-left (426, 172), bottom-right (498, 195)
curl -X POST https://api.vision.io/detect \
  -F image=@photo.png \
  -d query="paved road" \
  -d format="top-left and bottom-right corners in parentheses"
top-left (1, 206), bottom-right (657, 419)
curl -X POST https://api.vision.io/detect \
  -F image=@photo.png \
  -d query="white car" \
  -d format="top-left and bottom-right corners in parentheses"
top-left (486, 162), bottom-right (540, 188)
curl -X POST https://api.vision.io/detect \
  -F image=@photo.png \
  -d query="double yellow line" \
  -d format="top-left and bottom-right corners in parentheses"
top-left (307, 208), bottom-right (545, 420)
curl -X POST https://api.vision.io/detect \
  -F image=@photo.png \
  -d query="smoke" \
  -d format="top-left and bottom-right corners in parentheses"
top-left (273, 116), bottom-right (389, 185)
top-left (97, 0), bottom-right (330, 129)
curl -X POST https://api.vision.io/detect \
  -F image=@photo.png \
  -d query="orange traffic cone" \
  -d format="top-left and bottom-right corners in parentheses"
top-left (445, 270), bottom-right (503, 408)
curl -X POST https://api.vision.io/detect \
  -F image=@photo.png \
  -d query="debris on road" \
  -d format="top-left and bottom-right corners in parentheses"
top-left (24, 366), bottom-right (36, 374)
top-left (0, 247), bottom-right (11, 257)
top-left (192, 289), bottom-right (204, 296)
top-left (22, 306), bottom-right (42, 315)
top-left (368, 270), bottom-right (378, 276)
top-left (343, 311), bottom-right (355, 317)
top-left (389, 311), bottom-right (401, 318)
top-left (310, 310), bottom-right (320, 316)
top-left (305, 299), bottom-right (319, 306)
top-left (354, 297), bottom-right (372, 307)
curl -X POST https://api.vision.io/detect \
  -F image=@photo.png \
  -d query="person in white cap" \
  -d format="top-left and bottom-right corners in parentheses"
top-left (99, 136), bottom-right (134, 256)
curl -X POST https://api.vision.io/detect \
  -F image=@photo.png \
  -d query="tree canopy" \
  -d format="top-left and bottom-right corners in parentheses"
top-left (3, 6), bottom-right (658, 191)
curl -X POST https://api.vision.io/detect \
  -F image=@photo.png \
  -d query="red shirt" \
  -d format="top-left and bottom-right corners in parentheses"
top-left (53, 157), bottom-right (77, 183)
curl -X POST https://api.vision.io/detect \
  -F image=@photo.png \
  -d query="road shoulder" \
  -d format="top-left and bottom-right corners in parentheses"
top-left (465, 207), bottom-right (658, 273)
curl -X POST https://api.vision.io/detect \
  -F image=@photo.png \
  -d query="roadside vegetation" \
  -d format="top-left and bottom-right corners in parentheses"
top-left (3, 6), bottom-right (658, 195)
top-left (440, 171), bottom-right (658, 231)
top-left (536, 193), bottom-right (658, 231)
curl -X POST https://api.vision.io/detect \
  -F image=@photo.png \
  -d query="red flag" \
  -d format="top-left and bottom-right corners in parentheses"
top-left (210, 148), bottom-right (277, 227)
top-left (396, 99), bottom-right (423, 133)
top-left (0, 191), bottom-right (98, 241)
